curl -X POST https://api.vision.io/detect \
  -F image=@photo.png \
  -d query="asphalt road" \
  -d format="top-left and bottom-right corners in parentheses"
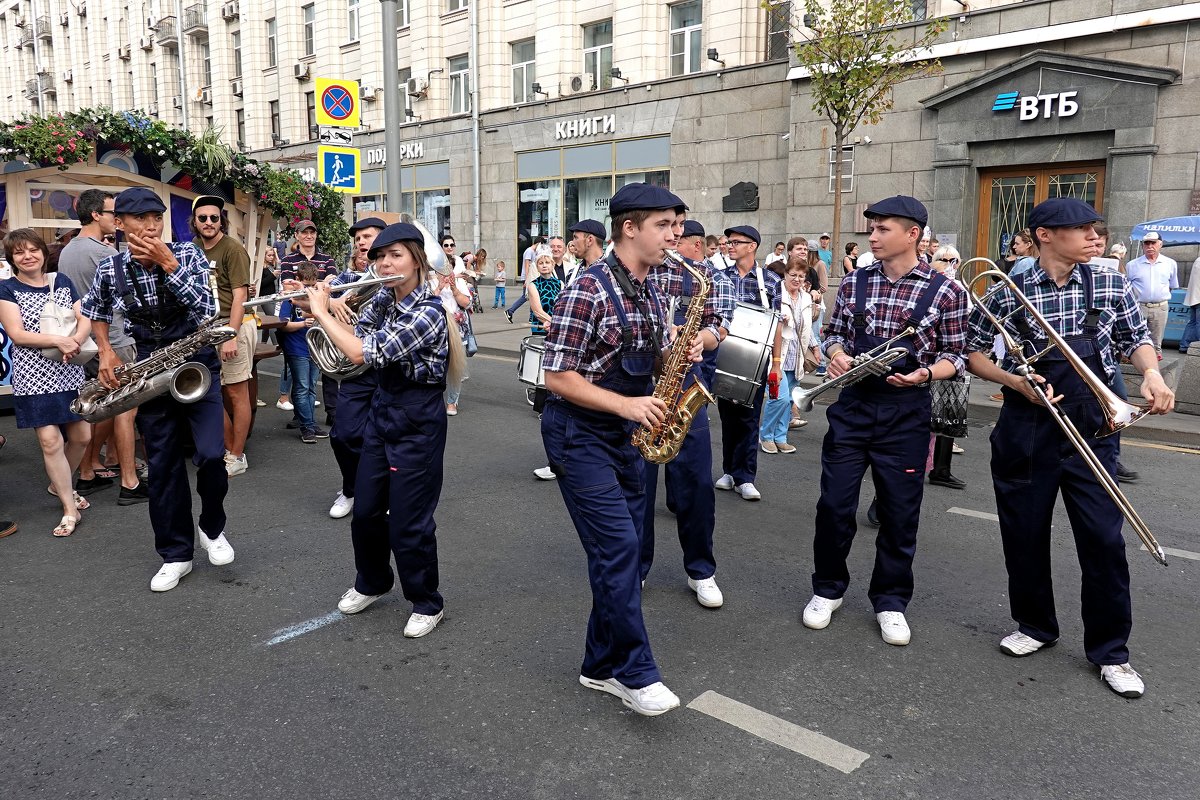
top-left (2, 354), bottom-right (1198, 800)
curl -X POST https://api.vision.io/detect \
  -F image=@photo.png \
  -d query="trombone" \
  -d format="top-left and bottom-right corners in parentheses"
top-left (958, 257), bottom-right (1167, 566)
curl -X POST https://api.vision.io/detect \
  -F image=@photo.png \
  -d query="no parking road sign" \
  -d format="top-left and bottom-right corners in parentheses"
top-left (317, 145), bottom-right (361, 194)
top-left (316, 78), bottom-right (360, 128)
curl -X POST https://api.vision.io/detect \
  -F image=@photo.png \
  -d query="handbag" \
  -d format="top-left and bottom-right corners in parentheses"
top-left (930, 375), bottom-right (971, 438)
top-left (463, 311), bottom-right (478, 357)
top-left (39, 273), bottom-right (98, 366)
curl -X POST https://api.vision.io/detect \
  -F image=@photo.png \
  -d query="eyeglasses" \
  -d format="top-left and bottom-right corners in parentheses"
top-left (726, 239), bottom-right (754, 247)
top-left (196, 214), bottom-right (221, 223)
top-left (97, 210), bottom-right (116, 216)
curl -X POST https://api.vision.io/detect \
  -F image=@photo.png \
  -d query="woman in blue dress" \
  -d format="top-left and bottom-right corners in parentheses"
top-left (0, 229), bottom-right (93, 536)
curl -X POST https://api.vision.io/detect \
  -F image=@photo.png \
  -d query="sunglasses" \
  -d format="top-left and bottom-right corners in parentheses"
top-left (102, 235), bottom-right (116, 243)
top-left (936, 257), bottom-right (959, 263)
top-left (442, 242), bottom-right (456, 248)
top-left (196, 214), bottom-right (221, 223)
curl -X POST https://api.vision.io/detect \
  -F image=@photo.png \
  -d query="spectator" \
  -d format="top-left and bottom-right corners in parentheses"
top-left (1125, 232), bottom-right (1179, 357)
top-left (917, 230), bottom-right (933, 265)
top-left (842, 242), bottom-right (859, 276)
top-left (927, 245), bottom-right (966, 489)
top-left (430, 260), bottom-right (473, 416)
top-left (765, 241), bottom-right (787, 266)
top-left (1109, 243), bottom-right (1128, 274)
top-left (276, 263), bottom-right (327, 444)
top-left (761, 257), bottom-right (818, 453)
top-left (1007, 230), bottom-right (1040, 277)
top-left (705, 235), bottom-right (720, 261)
top-left (281, 220), bottom-right (337, 280)
top-left (0, 228), bottom-right (92, 537)
top-left (816, 233), bottom-right (833, 268)
top-left (492, 259), bottom-right (508, 308)
top-left (527, 254), bottom-right (564, 335)
top-left (521, 235), bottom-right (546, 282)
top-left (1181, 255), bottom-right (1200, 352)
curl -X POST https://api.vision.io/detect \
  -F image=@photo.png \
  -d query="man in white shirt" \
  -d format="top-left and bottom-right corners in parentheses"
top-left (764, 241), bottom-right (787, 266)
top-left (1125, 232), bottom-right (1179, 355)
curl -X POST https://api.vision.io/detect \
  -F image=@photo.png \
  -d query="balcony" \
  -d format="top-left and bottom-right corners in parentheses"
top-left (24, 74), bottom-right (55, 97)
top-left (182, 4), bottom-right (207, 35)
top-left (35, 15), bottom-right (51, 40)
top-left (18, 27), bottom-right (33, 47)
top-left (155, 15), bottom-right (179, 48)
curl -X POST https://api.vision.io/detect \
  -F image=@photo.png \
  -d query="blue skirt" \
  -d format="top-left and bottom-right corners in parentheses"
top-left (14, 389), bottom-right (82, 429)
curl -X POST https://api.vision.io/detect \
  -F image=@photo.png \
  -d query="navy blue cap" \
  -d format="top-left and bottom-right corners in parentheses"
top-left (682, 220), bottom-right (705, 238)
top-left (724, 225), bottom-right (760, 246)
top-left (350, 216), bottom-right (387, 233)
top-left (568, 219), bottom-right (607, 240)
top-left (608, 183), bottom-right (688, 216)
top-left (1027, 198), bottom-right (1103, 230)
top-left (114, 187), bottom-right (167, 215)
top-left (864, 195), bottom-right (929, 229)
top-left (366, 222), bottom-right (424, 261)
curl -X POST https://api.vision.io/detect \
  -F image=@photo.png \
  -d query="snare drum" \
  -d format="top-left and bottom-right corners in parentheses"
top-left (712, 302), bottom-right (779, 406)
top-left (518, 335), bottom-right (547, 388)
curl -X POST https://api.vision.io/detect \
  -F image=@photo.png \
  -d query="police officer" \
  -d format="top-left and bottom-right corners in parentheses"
top-left (641, 219), bottom-right (733, 608)
top-left (541, 183), bottom-right (701, 716)
top-left (965, 198), bottom-right (1174, 699)
top-left (305, 222), bottom-right (465, 639)
top-left (802, 196), bottom-right (969, 646)
top-left (324, 216), bottom-right (386, 519)
top-left (82, 187), bottom-right (234, 592)
top-left (714, 225), bottom-right (782, 501)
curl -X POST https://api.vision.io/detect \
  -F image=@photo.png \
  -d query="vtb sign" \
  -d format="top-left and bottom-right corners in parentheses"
top-left (992, 90), bottom-right (1080, 121)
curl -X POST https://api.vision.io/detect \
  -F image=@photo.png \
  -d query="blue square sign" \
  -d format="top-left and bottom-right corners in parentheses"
top-left (317, 145), bottom-right (360, 194)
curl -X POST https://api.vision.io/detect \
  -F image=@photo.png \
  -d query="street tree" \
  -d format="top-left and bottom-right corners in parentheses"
top-left (788, 0), bottom-right (946, 269)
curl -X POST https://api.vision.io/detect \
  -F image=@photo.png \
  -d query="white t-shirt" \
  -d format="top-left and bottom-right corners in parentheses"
top-left (856, 251), bottom-right (876, 270)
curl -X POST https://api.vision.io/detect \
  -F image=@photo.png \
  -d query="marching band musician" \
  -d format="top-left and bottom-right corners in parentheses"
top-left (714, 225), bottom-right (782, 502)
top-left (640, 218), bottom-right (733, 609)
top-left (81, 187), bottom-right (235, 592)
top-left (802, 196), bottom-right (969, 647)
top-left (324, 216), bottom-right (386, 519)
top-left (964, 198), bottom-right (1174, 699)
top-left (541, 183), bottom-right (702, 716)
top-left (304, 222), bottom-right (466, 639)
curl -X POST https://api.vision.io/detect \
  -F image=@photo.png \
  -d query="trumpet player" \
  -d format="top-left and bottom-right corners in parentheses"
top-left (541, 183), bottom-right (701, 716)
top-left (964, 198), bottom-right (1174, 699)
top-left (81, 187), bottom-right (234, 593)
top-left (803, 196), bottom-right (969, 647)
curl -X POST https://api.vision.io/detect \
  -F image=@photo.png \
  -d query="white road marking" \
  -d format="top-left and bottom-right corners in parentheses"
top-left (687, 691), bottom-right (870, 774)
top-left (1146, 545), bottom-right (1200, 562)
top-left (1123, 440), bottom-right (1200, 456)
top-left (264, 611), bottom-right (345, 646)
top-left (947, 507), bottom-right (1000, 522)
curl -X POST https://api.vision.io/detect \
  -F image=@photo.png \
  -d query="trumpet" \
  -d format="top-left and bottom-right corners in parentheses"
top-left (242, 273), bottom-right (401, 310)
top-left (790, 327), bottom-right (917, 412)
top-left (958, 257), bottom-right (1167, 566)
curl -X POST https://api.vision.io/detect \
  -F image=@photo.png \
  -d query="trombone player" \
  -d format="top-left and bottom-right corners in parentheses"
top-left (964, 198), bottom-right (1174, 699)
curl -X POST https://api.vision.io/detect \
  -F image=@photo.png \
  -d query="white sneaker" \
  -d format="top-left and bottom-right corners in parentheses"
top-left (314, 400), bottom-right (321, 407)
top-left (226, 454), bottom-right (247, 477)
top-left (736, 482), bottom-right (761, 501)
top-left (951, 442), bottom-right (964, 455)
top-left (714, 474), bottom-right (735, 491)
top-left (688, 576), bottom-right (724, 608)
top-left (1100, 663), bottom-right (1145, 698)
top-left (876, 611), bottom-right (911, 646)
top-left (223, 450), bottom-right (235, 464)
top-left (329, 492), bottom-right (354, 519)
top-left (338, 587), bottom-right (384, 614)
top-left (802, 595), bottom-right (843, 629)
top-left (999, 631), bottom-right (1057, 658)
top-left (150, 560), bottom-right (192, 592)
top-left (534, 466), bottom-right (557, 481)
top-left (578, 675), bottom-right (679, 715)
top-left (196, 529), bottom-right (235, 566)
top-left (403, 610), bottom-right (444, 638)
top-left (276, 399), bottom-right (294, 411)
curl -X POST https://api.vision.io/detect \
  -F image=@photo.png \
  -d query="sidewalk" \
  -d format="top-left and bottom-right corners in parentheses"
top-left (469, 306), bottom-right (1200, 448)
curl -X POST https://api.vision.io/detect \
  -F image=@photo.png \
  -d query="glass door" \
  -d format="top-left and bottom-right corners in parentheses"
top-left (976, 163), bottom-right (1105, 265)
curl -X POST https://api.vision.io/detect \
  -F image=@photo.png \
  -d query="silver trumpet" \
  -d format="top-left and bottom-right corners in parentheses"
top-left (242, 273), bottom-right (402, 310)
top-left (790, 327), bottom-right (917, 412)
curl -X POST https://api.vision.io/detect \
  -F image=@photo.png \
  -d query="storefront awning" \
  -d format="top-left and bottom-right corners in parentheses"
top-left (1131, 217), bottom-right (1200, 246)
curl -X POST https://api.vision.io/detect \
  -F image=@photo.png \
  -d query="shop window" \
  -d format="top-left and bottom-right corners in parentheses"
top-left (670, 1), bottom-right (703, 77)
top-left (563, 143), bottom-right (611, 175)
top-left (517, 149), bottom-right (561, 181)
top-left (616, 137), bottom-right (671, 171)
top-left (583, 20), bottom-right (613, 91)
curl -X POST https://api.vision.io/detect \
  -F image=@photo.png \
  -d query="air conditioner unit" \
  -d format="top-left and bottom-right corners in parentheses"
top-left (231, 79), bottom-right (243, 96)
top-left (61, 69), bottom-right (73, 83)
top-left (199, 87), bottom-right (212, 104)
top-left (293, 62), bottom-right (310, 80)
top-left (118, 44), bottom-right (131, 59)
top-left (172, 95), bottom-right (183, 109)
top-left (148, 103), bottom-right (159, 115)
top-left (567, 74), bottom-right (596, 94)
top-left (221, 1), bottom-right (239, 21)
top-left (359, 84), bottom-right (377, 101)
top-left (14, 15), bottom-right (26, 28)
top-left (58, 12), bottom-right (69, 26)
top-left (405, 77), bottom-right (427, 97)
top-left (147, 15), bottom-right (158, 28)
top-left (139, 35), bottom-right (153, 50)
top-left (77, 1), bottom-right (87, 16)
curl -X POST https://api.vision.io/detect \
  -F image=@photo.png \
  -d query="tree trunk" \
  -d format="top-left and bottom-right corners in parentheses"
top-left (831, 129), bottom-right (845, 279)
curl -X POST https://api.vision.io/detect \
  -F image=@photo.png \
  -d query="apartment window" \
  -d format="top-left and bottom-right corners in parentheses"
top-left (266, 18), bottom-right (277, 68)
top-left (347, 0), bottom-right (360, 42)
top-left (305, 91), bottom-right (316, 138)
top-left (669, 1), bottom-right (703, 76)
top-left (302, 5), bottom-right (315, 57)
top-left (512, 40), bottom-right (536, 104)
top-left (448, 54), bottom-right (470, 115)
top-left (236, 109), bottom-right (246, 148)
top-left (231, 31), bottom-right (242, 78)
top-left (200, 42), bottom-right (212, 87)
top-left (448, 0), bottom-right (467, 12)
top-left (765, 1), bottom-right (790, 61)
top-left (269, 100), bottom-right (281, 141)
top-left (399, 0), bottom-right (409, 27)
top-left (583, 21), bottom-right (613, 91)
top-left (910, 0), bottom-right (928, 22)
top-left (828, 145), bottom-right (854, 193)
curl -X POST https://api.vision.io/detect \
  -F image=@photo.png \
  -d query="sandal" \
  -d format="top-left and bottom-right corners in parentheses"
top-left (46, 487), bottom-right (91, 510)
top-left (94, 467), bottom-right (120, 479)
top-left (53, 515), bottom-right (80, 538)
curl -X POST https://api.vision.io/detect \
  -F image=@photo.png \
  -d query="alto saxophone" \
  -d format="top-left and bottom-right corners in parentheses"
top-left (71, 318), bottom-right (236, 422)
top-left (631, 251), bottom-right (716, 464)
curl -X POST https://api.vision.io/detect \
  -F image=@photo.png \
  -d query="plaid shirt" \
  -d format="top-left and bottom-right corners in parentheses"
top-left (281, 250), bottom-right (337, 281)
top-left (718, 261), bottom-right (783, 314)
top-left (82, 242), bottom-right (214, 330)
top-left (357, 283), bottom-right (448, 383)
top-left (542, 258), bottom-right (666, 382)
top-left (824, 261), bottom-right (970, 375)
top-left (647, 256), bottom-right (733, 340)
top-left (965, 262), bottom-right (1151, 379)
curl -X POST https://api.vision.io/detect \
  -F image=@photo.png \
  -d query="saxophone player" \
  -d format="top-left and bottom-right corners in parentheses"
top-left (81, 187), bottom-right (235, 593)
top-left (540, 183), bottom-right (702, 716)
top-left (640, 218), bottom-right (732, 609)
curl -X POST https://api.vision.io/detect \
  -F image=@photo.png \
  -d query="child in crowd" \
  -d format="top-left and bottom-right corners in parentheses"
top-left (493, 260), bottom-right (507, 308)
top-left (527, 254), bottom-right (563, 335)
top-left (276, 263), bottom-right (327, 444)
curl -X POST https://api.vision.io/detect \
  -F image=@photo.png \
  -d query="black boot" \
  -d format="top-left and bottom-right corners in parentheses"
top-left (928, 436), bottom-right (966, 489)
top-left (866, 497), bottom-right (880, 527)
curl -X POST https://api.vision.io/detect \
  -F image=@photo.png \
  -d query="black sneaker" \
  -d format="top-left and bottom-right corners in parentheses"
top-left (310, 426), bottom-right (330, 439)
top-left (1116, 463), bottom-right (1139, 483)
top-left (75, 475), bottom-right (114, 496)
top-left (866, 498), bottom-right (880, 527)
top-left (300, 429), bottom-right (317, 444)
top-left (118, 482), bottom-right (150, 506)
top-left (286, 419), bottom-right (302, 430)
top-left (504, 310), bottom-right (514, 324)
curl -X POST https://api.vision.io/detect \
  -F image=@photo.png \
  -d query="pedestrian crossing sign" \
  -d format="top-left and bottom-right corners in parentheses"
top-left (317, 145), bottom-right (361, 194)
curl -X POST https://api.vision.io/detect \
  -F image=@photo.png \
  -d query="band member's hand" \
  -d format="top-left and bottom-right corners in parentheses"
top-left (126, 233), bottom-right (178, 272)
top-left (1011, 372), bottom-right (1063, 407)
top-left (826, 351), bottom-right (854, 379)
top-left (305, 284), bottom-right (332, 316)
top-left (1141, 370), bottom-right (1175, 414)
top-left (281, 278), bottom-right (304, 293)
top-left (887, 367), bottom-right (930, 387)
top-left (684, 332), bottom-right (705, 363)
top-left (536, 311), bottom-right (553, 326)
top-left (219, 339), bottom-right (238, 361)
top-left (248, 286), bottom-right (259, 299)
top-left (98, 348), bottom-right (123, 389)
top-left (621, 395), bottom-right (668, 428)
top-left (329, 296), bottom-right (355, 325)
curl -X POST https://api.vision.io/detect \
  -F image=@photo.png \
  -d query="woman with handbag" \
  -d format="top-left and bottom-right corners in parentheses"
top-left (760, 256), bottom-right (819, 454)
top-left (0, 229), bottom-right (94, 537)
top-left (927, 245), bottom-right (968, 489)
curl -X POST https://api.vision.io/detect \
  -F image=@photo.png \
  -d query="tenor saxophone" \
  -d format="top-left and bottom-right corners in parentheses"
top-left (631, 251), bottom-right (716, 464)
